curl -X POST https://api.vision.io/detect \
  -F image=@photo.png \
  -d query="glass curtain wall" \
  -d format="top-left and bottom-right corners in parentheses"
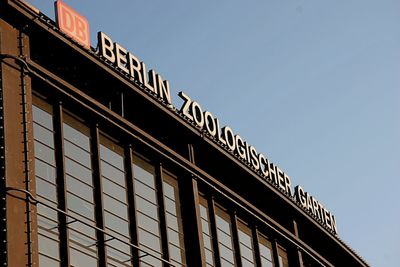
top-left (132, 154), bottom-right (163, 267)
top-left (32, 95), bottom-right (292, 267)
top-left (162, 171), bottom-right (186, 266)
top-left (63, 113), bottom-right (98, 267)
top-left (99, 136), bottom-right (131, 266)
top-left (237, 220), bottom-right (256, 267)
top-left (199, 196), bottom-right (216, 267)
top-left (33, 100), bottom-right (60, 267)
top-left (215, 206), bottom-right (236, 267)
top-left (258, 233), bottom-right (274, 267)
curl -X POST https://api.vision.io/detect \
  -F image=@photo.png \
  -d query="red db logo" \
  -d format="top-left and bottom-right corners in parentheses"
top-left (55, 1), bottom-right (90, 49)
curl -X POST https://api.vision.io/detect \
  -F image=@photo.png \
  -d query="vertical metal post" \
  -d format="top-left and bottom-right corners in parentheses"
top-left (293, 220), bottom-right (304, 267)
top-left (252, 227), bottom-right (262, 267)
top-left (0, 35), bottom-right (8, 267)
top-left (91, 126), bottom-right (106, 265)
top-left (180, 143), bottom-right (205, 267)
top-left (155, 162), bottom-right (170, 266)
top-left (18, 28), bottom-right (34, 267)
top-left (272, 239), bottom-right (281, 267)
top-left (53, 102), bottom-right (70, 266)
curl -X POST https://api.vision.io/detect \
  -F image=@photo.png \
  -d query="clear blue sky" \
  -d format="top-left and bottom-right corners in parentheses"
top-left (26, 0), bottom-right (400, 266)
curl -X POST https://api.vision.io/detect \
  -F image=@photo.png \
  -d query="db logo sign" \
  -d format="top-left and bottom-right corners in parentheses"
top-left (55, 1), bottom-right (90, 49)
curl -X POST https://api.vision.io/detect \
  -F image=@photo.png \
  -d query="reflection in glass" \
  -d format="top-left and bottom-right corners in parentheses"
top-left (163, 172), bottom-right (186, 266)
top-left (33, 101), bottom-right (61, 266)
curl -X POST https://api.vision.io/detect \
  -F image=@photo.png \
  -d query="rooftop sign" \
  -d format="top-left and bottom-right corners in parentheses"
top-left (55, 1), bottom-right (90, 49)
top-left (96, 31), bottom-right (338, 235)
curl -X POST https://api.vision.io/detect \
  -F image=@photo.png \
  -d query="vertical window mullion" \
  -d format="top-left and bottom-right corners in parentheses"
top-left (125, 145), bottom-right (139, 266)
top-left (91, 126), bottom-right (106, 265)
top-left (156, 163), bottom-right (170, 265)
top-left (54, 102), bottom-right (69, 266)
top-left (183, 178), bottom-right (206, 266)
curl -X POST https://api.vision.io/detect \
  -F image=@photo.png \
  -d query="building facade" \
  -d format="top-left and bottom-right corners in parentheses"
top-left (0, 1), bottom-right (368, 266)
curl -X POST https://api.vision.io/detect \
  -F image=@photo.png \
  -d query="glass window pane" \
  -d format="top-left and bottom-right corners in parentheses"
top-left (64, 140), bottom-right (92, 167)
top-left (63, 120), bottom-right (90, 151)
top-left (66, 175), bottom-right (93, 202)
top-left (33, 100), bottom-right (60, 267)
top-left (237, 220), bottom-right (255, 266)
top-left (38, 232), bottom-right (59, 259)
top-left (258, 233), bottom-right (274, 267)
top-left (134, 179), bottom-right (157, 203)
top-left (199, 196), bottom-right (215, 267)
top-left (104, 211), bottom-right (130, 237)
top-left (103, 194), bottom-right (128, 220)
top-left (35, 159), bottom-right (56, 183)
top-left (67, 193), bottom-right (95, 220)
top-left (33, 122), bottom-right (54, 147)
top-left (36, 178), bottom-right (57, 203)
top-left (34, 141), bottom-right (55, 163)
top-left (32, 104), bottom-right (53, 130)
top-left (39, 255), bottom-right (60, 267)
top-left (215, 206), bottom-right (236, 267)
top-left (103, 177), bottom-right (126, 199)
top-left (278, 246), bottom-right (289, 267)
top-left (70, 246), bottom-right (97, 267)
top-left (101, 161), bottom-right (126, 187)
top-left (137, 211), bottom-right (160, 234)
top-left (163, 172), bottom-right (186, 265)
top-left (65, 158), bottom-right (93, 186)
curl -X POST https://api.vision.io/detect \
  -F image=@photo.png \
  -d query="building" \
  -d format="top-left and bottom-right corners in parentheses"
top-left (0, 0), bottom-right (368, 266)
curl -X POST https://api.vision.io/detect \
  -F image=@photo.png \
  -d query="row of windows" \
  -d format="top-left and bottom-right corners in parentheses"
top-left (199, 196), bottom-right (288, 267)
top-left (32, 95), bottom-right (290, 267)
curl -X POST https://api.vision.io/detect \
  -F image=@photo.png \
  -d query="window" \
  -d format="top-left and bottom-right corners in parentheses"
top-left (215, 206), bottom-right (236, 267)
top-left (33, 99), bottom-right (60, 267)
top-left (132, 154), bottom-right (162, 267)
top-left (199, 196), bottom-right (215, 267)
top-left (258, 233), bottom-right (274, 267)
top-left (63, 113), bottom-right (98, 267)
top-left (237, 220), bottom-right (256, 267)
top-left (162, 171), bottom-right (186, 266)
top-left (100, 135), bottom-right (131, 266)
top-left (278, 246), bottom-right (289, 267)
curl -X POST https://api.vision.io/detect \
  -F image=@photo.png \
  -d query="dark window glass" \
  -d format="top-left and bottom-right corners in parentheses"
top-left (163, 171), bottom-right (186, 266)
top-left (199, 196), bottom-right (215, 267)
top-left (215, 206), bottom-right (236, 267)
top-left (33, 99), bottom-right (61, 266)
